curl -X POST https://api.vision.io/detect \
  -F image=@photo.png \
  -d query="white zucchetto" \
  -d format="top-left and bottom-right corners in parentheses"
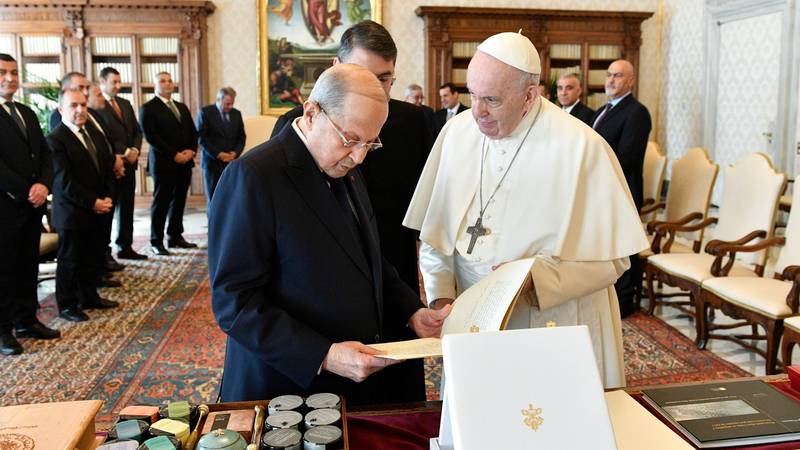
top-left (476, 31), bottom-right (541, 75)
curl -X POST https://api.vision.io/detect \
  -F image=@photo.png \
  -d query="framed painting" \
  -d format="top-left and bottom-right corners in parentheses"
top-left (258, 0), bottom-right (383, 115)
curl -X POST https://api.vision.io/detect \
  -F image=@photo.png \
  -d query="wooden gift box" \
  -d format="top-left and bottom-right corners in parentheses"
top-left (191, 398), bottom-right (349, 450)
top-left (0, 400), bottom-right (102, 449)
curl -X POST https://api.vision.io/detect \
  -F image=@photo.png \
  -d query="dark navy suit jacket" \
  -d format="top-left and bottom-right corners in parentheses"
top-left (0, 101), bottom-right (52, 220)
top-left (208, 124), bottom-right (425, 405)
top-left (197, 104), bottom-right (245, 174)
top-left (591, 94), bottom-right (652, 210)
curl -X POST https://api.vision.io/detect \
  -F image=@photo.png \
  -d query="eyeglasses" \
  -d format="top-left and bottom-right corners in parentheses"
top-left (318, 106), bottom-right (383, 152)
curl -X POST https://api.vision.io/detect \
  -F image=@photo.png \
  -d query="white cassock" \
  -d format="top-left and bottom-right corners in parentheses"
top-left (403, 97), bottom-right (649, 389)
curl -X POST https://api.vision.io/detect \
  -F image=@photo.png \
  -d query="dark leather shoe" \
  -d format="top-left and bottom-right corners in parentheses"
top-left (59, 307), bottom-right (89, 322)
top-left (15, 322), bottom-right (60, 340)
top-left (151, 245), bottom-right (171, 256)
top-left (117, 247), bottom-right (148, 260)
top-left (104, 254), bottom-right (125, 272)
top-left (167, 237), bottom-right (198, 249)
top-left (99, 276), bottom-right (122, 288)
top-left (0, 333), bottom-right (22, 356)
top-left (81, 297), bottom-right (119, 310)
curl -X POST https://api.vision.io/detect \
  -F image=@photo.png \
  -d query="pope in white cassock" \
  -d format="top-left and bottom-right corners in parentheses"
top-left (403, 32), bottom-right (649, 389)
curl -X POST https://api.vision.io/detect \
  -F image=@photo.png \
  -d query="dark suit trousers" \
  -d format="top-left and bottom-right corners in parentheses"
top-left (56, 225), bottom-right (105, 311)
top-left (114, 163), bottom-right (137, 249)
top-left (202, 164), bottom-right (223, 207)
top-left (614, 255), bottom-right (641, 314)
top-left (150, 168), bottom-right (192, 244)
top-left (0, 212), bottom-right (43, 332)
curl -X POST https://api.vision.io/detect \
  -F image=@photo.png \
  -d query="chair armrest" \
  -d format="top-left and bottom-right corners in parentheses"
top-left (705, 230), bottom-right (769, 255)
top-left (659, 216), bottom-right (717, 234)
top-left (707, 231), bottom-right (776, 277)
top-left (783, 265), bottom-right (800, 312)
top-left (640, 201), bottom-right (665, 217)
top-left (648, 212), bottom-right (707, 255)
top-left (647, 211), bottom-right (704, 234)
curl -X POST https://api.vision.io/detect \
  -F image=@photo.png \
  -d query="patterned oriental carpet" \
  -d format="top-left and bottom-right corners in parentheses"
top-left (0, 246), bottom-right (749, 429)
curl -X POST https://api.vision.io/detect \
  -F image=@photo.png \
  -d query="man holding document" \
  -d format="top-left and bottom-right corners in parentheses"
top-left (404, 32), bottom-right (649, 389)
top-left (208, 64), bottom-right (449, 405)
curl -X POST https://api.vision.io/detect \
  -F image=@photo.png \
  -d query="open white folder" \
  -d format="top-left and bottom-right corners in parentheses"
top-left (370, 258), bottom-right (535, 359)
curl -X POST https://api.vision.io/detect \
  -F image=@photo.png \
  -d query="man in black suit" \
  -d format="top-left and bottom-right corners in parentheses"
top-left (197, 86), bottom-right (245, 207)
top-left (433, 82), bottom-right (468, 136)
top-left (48, 88), bottom-right (119, 323)
top-left (404, 83), bottom-right (436, 135)
top-left (591, 59), bottom-right (652, 317)
top-left (139, 71), bottom-right (199, 256)
top-left (0, 53), bottom-right (60, 355)
top-left (271, 21), bottom-right (432, 293)
top-left (98, 67), bottom-right (147, 260)
top-left (556, 73), bottom-right (595, 126)
top-left (51, 72), bottom-right (126, 275)
top-left (209, 63), bottom-right (449, 405)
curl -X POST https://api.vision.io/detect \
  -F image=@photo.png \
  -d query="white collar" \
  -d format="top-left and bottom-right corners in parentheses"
top-left (156, 94), bottom-right (174, 104)
top-left (447, 104), bottom-right (460, 114)
top-left (608, 91), bottom-right (631, 108)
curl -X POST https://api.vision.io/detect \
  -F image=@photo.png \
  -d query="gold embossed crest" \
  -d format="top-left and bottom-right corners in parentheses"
top-left (522, 403), bottom-right (544, 431)
top-left (469, 325), bottom-right (480, 333)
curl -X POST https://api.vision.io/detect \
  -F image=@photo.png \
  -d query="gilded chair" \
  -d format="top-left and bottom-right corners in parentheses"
top-left (640, 141), bottom-right (667, 223)
top-left (637, 148), bottom-right (719, 309)
top-left (644, 153), bottom-right (786, 324)
top-left (641, 147), bottom-right (719, 257)
top-left (780, 315), bottom-right (800, 370)
top-left (242, 115), bottom-right (278, 154)
top-left (696, 180), bottom-right (800, 374)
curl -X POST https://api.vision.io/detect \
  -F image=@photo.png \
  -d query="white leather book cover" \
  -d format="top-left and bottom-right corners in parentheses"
top-left (441, 327), bottom-right (617, 450)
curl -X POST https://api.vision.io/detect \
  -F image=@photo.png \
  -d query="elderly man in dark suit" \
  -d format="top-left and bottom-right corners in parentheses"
top-left (591, 59), bottom-right (652, 317)
top-left (210, 63), bottom-right (449, 405)
top-left (97, 67), bottom-right (147, 260)
top-left (0, 53), bottom-right (60, 355)
top-left (556, 73), bottom-right (595, 126)
top-left (433, 82), bottom-right (468, 137)
top-left (404, 83), bottom-right (436, 135)
top-left (48, 88), bottom-right (119, 323)
top-left (271, 21), bottom-right (432, 294)
top-left (139, 71), bottom-right (199, 256)
top-left (197, 86), bottom-right (245, 207)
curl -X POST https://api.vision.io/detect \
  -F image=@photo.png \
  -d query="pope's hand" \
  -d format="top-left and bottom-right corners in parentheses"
top-left (322, 341), bottom-right (398, 383)
top-left (409, 304), bottom-right (452, 338)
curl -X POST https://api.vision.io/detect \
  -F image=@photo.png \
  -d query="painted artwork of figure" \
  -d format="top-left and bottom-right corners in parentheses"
top-left (304, 0), bottom-right (342, 44)
top-left (346, 0), bottom-right (369, 23)
top-left (270, 57), bottom-right (304, 106)
top-left (270, 0), bottom-right (294, 25)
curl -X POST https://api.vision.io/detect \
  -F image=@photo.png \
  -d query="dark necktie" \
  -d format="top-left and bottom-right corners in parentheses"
top-left (5, 101), bottom-right (26, 134)
top-left (592, 103), bottom-right (613, 130)
top-left (326, 175), bottom-right (366, 258)
top-left (79, 127), bottom-right (100, 170)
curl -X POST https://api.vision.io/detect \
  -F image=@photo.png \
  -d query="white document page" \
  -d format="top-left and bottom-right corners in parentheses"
top-left (370, 258), bottom-right (534, 360)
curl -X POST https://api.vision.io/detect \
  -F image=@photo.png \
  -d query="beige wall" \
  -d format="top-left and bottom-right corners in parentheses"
top-left (206, 0), bottom-right (706, 158)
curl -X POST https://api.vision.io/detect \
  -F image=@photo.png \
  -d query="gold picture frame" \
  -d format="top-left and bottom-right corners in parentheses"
top-left (258, 0), bottom-right (383, 115)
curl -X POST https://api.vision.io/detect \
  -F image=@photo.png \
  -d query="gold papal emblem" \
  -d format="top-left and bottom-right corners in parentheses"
top-left (522, 403), bottom-right (544, 431)
top-left (469, 325), bottom-right (480, 333)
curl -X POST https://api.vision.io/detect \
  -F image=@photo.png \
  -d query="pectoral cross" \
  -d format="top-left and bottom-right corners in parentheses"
top-left (466, 216), bottom-right (490, 254)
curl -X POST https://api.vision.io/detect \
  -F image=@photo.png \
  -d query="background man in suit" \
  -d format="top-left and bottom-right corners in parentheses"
top-left (51, 72), bottom-right (126, 275)
top-left (271, 21), bottom-right (432, 293)
top-left (557, 73), bottom-right (595, 125)
top-left (591, 59), bottom-right (652, 317)
top-left (209, 63), bottom-right (449, 405)
top-left (404, 83), bottom-right (436, 133)
top-left (197, 86), bottom-right (245, 207)
top-left (434, 82), bottom-right (467, 136)
top-left (139, 71), bottom-right (199, 256)
top-left (0, 53), bottom-right (59, 355)
top-left (49, 72), bottom-right (90, 131)
top-left (48, 88), bottom-right (119, 323)
top-left (98, 67), bottom-right (147, 260)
